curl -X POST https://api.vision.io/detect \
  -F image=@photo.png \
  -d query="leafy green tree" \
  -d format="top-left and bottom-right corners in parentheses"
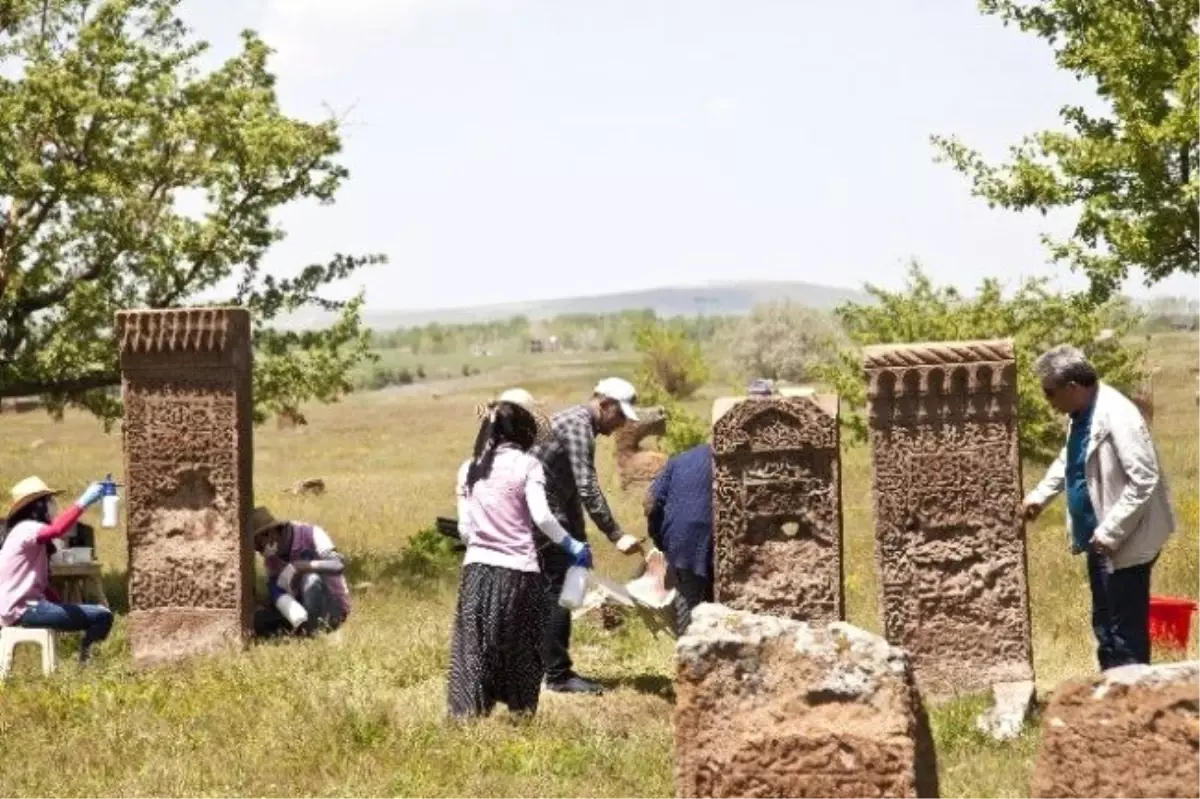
top-left (0, 0), bottom-right (384, 423)
top-left (632, 320), bottom-right (709, 401)
top-left (815, 263), bottom-right (1145, 462)
top-left (629, 320), bottom-right (712, 455)
top-left (655, 401), bottom-right (709, 455)
top-left (933, 0), bottom-right (1198, 300)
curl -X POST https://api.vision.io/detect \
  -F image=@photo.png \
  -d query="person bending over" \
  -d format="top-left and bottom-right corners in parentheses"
top-left (529, 377), bottom-right (645, 695)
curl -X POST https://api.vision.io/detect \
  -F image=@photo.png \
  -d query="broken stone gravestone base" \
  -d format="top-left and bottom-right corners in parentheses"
top-left (1031, 661), bottom-right (1199, 798)
top-left (863, 339), bottom-right (1034, 699)
top-left (975, 679), bottom-right (1036, 741)
top-left (711, 393), bottom-right (843, 623)
top-left (674, 603), bottom-right (939, 798)
top-left (118, 308), bottom-right (256, 668)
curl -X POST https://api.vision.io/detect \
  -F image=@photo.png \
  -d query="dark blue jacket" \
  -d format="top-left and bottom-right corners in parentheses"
top-left (646, 443), bottom-right (713, 577)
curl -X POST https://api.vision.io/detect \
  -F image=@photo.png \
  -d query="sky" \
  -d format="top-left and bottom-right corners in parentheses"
top-left (180, 0), bottom-right (1198, 312)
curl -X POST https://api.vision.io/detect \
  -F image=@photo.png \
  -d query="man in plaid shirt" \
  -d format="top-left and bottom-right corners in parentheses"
top-left (531, 377), bottom-right (644, 695)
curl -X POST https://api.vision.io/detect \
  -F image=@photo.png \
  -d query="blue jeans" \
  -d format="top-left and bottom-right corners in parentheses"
top-left (16, 600), bottom-right (114, 661)
top-left (1087, 551), bottom-right (1154, 670)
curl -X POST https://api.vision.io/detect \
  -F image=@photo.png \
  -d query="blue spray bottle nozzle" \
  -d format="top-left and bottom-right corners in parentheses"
top-left (103, 473), bottom-right (117, 496)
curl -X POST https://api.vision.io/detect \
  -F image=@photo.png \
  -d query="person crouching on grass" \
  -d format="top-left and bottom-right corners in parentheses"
top-left (250, 507), bottom-right (351, 638)
top-left (448, 389), bottom-right (593, 721)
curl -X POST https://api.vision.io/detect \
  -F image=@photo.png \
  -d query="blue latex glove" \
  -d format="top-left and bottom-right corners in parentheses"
top-left (268, 583), bottom-right (287, 602)
top-left (563, 537), bottom-right (592, 569)
top-left (77, 482), bottom-right (105, 508)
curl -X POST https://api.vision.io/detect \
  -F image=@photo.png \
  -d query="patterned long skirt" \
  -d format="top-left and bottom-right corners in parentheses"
top-left (447, 563), bottom-right (547, 719)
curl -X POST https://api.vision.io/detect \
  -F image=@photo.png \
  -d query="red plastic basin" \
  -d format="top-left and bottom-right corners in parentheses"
top-left (1149, 596), bottom-right (1198, 650)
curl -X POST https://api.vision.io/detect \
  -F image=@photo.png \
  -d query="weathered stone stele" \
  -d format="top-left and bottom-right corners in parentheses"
top-left (118, 307), bottom-right (255, 668)
top-left (1031, 661), bottom-right (1200, 798)
top-left (863, 339), bottom-right (1033, 698)
top-left (675, 603), bottom-right (939, 798)
top-left (711, 393), bottom-right (843, 622)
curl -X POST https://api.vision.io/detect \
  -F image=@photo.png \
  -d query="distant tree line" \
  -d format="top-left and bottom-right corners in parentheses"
top-left (367, 309), bottom-right (736, 356)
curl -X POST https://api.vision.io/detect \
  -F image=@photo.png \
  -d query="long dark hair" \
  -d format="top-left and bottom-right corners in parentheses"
top-left (8, 496), bottom-right (52, 527)
top-left (466, 401), bottom-right (539, 492)
top-left (3, 497), bottom-right (52, 550)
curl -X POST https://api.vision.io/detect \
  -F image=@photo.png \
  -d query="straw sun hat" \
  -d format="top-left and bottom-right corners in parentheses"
top-left (7, 476), bottom-right (64, 520)
top-left (476, 388), bottom-right (552, 444)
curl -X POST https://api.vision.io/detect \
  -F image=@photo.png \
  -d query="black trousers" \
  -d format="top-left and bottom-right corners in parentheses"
top-left (254, 574), bottom-right (346, 638)
top-left (1086, 550), bottom-right (1154, 670)
top-left (669, 565), bottom-right (714, 637)
top-left (538, 542), bottom-right (576, 683)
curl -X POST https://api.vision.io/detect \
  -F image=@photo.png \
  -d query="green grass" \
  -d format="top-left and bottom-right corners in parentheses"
top-left (0, 334), bottom-right (1195, 797)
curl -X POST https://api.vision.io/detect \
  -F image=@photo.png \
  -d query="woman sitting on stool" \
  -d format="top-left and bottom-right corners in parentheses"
top-left (0, 476), bottom-right (113, 662)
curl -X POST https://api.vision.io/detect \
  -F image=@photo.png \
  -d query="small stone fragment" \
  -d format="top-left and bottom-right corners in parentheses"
top-left (975, 679), bottom-right (1036, 741)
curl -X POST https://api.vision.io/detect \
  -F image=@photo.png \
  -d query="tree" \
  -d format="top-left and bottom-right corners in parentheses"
top-left (632, 319), bottom-right (709, 401)
top-left (727, 300), bottom-right (842, 383)
top-left (815, 263), bottom-right (1145, 462)
top-left (0, 0), bottom-right (385, 423)
top-left (933, 0), bottom-right (1198, 301)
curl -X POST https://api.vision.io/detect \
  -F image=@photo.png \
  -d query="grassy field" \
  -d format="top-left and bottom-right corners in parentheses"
top-left (0, 333), bottom-right (1195, 797)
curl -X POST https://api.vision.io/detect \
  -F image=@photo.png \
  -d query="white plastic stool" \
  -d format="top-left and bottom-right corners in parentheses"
top-left (0, 627), bottom-right (58, 680)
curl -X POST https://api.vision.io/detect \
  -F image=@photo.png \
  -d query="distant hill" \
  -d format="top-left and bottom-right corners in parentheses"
top-left (282, 280), bottom-right (871, 330)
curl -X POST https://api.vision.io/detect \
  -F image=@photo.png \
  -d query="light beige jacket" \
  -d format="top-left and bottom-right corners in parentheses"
top-left (1025, 383), bottom-right (1175, 570)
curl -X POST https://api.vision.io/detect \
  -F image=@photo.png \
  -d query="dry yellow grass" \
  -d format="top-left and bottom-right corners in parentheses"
top-left (0, 335), bottom-right (1194, 797)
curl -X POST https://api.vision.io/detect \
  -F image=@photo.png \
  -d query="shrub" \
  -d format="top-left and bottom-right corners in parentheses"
top-left (814, 263), bottom-right (1146, 462)
top-left (398, 525), bottom-right (462, 579)
top-left (659, 401), bottom-right (709, 455)
top-left (632, 321), bottom-right (709, 401)
top-left (727, 300), bottom-right (843, 383)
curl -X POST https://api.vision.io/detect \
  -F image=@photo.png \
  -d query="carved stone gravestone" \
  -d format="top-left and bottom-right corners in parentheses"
top-left (863, 339), bottom-right (1033, 698)
top-left (711, 394), bottom-right (842, 622)
top-left (118, 308), bottom-right (255, 668)
top-left (675, 604), bottom-right (939, 798)
top-left (1032, 661), bottom-right (1199, 798)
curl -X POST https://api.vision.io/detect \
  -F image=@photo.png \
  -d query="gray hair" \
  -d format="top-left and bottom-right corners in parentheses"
top-left (1033, 344), bottom-right (1099, 387)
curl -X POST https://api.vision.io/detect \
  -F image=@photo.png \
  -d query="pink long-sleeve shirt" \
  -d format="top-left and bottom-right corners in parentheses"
top-left (0, 504), bottom-right (84, 625)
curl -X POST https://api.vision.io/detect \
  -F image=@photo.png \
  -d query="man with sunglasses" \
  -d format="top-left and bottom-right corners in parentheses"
top-left (1021, 345), bottom-right (1175, 671)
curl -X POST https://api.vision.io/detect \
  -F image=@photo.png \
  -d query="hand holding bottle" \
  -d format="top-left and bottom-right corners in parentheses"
top-left (562, 537), bottom-right (593, 569)
top-left (77, 482), bottom-right (106, 508)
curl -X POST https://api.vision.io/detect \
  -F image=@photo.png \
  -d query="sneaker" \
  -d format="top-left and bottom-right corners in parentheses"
top-left (545, 675), bottom-right (604, 695)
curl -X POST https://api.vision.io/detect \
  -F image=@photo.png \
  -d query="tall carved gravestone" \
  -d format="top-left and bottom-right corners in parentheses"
top-left (863, 339), bottom-right (1033, 697)
top-left (118, 308), bottom-right (255, 668)
top-left (711, 394), bottom-right (843, 622)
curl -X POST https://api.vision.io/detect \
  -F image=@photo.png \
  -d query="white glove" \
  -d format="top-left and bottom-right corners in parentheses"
top-left (276, 563), bottom-right (297, 592)
top-left (615, 534), bottom-right (641, 554)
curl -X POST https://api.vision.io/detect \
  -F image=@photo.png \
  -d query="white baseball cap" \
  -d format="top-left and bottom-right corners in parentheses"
top-left (593, 377), bottom-right (639, 421)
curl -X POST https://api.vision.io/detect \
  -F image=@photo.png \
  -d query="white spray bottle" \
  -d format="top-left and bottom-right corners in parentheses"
top-left (100, 474), bottom-right (120, 528)
top-left (558, 565), bottom-right (589, 610)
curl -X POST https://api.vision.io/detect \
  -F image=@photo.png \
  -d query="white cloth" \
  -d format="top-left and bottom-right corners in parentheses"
top-left (1025, 383), bottom-right (1176, 569)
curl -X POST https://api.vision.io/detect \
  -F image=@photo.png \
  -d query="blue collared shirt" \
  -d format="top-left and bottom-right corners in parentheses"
top-left (646, 443), bottom-right (713, 577)
top-left (1065, 397), bottom-right (1099, 552)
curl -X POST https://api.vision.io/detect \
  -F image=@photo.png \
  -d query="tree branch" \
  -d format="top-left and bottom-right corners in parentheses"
top-left (0, 368), bottom-right (118, 399)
